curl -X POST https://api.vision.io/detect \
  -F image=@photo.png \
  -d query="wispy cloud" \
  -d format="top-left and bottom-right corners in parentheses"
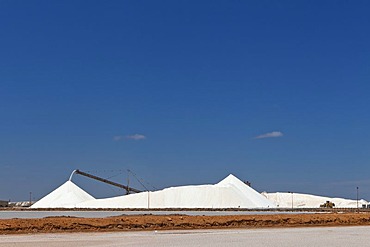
top-left (113, 134), bottom-right (146, 141)
top-left (126, 134), bottom-right (146, 140)
top-left (254, 131), bottom-right (283, 139)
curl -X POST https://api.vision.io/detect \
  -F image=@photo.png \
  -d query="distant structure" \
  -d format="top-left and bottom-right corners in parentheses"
top-left (0, 200), bottom-right (8, 207)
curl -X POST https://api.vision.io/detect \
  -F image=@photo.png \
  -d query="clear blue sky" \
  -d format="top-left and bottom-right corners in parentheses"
top-left (1, 1), bottom-right (370, 201)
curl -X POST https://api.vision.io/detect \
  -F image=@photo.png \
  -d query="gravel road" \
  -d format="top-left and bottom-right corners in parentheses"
top-left (1, 226), bottom-right (369, 247)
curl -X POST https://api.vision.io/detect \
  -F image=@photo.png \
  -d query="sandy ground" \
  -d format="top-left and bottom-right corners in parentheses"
top-left (1, 213), bottom-right (370, 234)
top-left (1, 226), bottom-right (370, 247)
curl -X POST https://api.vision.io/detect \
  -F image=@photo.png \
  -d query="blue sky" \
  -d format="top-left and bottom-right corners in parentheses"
top-left (1, 1), bottom-right (370, 201)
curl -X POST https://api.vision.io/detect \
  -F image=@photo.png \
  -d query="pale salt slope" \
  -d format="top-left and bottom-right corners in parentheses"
top-left (77, 174), bottom-right (275, 209)
top-left (31, 181), bottom-right (95, 208)
top-left (262, 192), bottom-right (368, 208)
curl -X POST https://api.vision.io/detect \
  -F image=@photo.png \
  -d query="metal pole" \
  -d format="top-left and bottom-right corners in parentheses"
top-left (357, 187), bottom-right (359, 212)
top-left (127, 171), bottom-right (130, 195)
top-left (291, 192), bottom-right (293, 209)
top-left (29, 192), bottom-right (32, 206)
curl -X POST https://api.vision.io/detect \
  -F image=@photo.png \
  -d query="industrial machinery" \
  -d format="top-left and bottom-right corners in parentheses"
top-left (69, 169), bottom-right (142, 194)
top-left (320, 201), bottom-right (335, 208)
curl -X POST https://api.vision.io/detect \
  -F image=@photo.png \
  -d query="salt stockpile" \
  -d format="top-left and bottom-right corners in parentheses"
top-left (31, 181), bottom-right (95, 208)
top-left (77, 174), bottom-right (275, 209)
top-left (32, 174), bottom-right (276, 209)
top-left (262, 192), bottom-right (368, 208)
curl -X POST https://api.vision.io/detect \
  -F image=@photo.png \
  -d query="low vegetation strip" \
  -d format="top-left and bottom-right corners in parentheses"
top-left (1, 213), bottom-right (370, 234)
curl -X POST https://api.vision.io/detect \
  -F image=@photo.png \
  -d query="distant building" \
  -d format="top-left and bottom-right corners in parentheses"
top-left (0, 200), bottom-right (8, 207)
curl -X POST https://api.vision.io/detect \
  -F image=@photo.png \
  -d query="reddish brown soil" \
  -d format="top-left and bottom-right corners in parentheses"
top-left (1, 213), bottom-right (370, 235)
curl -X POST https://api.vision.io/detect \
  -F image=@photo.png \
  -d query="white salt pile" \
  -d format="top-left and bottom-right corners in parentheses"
top-left (31, 181), bottom-right (95, 208)
top-left (32, 174), bottom-right (276, 209)
top-left (32, 174), bottom-right (370, 209)
top-left (262, 192), bottom-right (368, 208)
top-left (77, 174), bottom-right (275, 209)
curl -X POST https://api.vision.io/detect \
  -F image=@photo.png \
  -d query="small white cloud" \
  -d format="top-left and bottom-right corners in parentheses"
top-left (113, 134), bottom-right (147, 141)
top-left (254, 131), bottom-right (283, 139)
top-left (126, 134), bottom-right (146, 140)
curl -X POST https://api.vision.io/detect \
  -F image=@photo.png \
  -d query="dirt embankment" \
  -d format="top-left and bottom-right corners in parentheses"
top-left (1, 213), bottom-right (370, 234)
